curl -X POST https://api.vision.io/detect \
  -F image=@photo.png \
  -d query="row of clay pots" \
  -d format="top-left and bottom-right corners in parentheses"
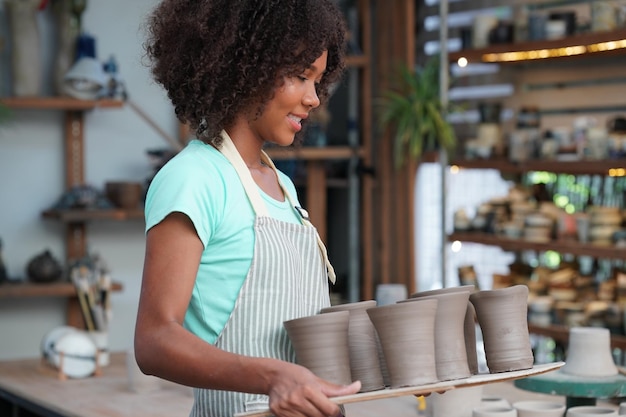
top-left (283, 284), bottom-right (535, 391)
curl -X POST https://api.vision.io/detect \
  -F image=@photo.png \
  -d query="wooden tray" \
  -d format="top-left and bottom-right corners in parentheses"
top-left (234, 362), bottom-right (564, 417)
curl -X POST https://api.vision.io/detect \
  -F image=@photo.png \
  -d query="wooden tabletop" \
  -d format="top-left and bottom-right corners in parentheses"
top-left (0, 352), bottom-right (193, 417)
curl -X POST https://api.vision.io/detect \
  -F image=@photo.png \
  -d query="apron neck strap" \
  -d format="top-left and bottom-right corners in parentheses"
top-left (218, 130), bottom-right (336, 284)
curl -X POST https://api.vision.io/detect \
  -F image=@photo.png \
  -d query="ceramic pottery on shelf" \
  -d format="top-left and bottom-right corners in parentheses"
top-left (283, 311), bottom-right (352, 385)
top-left (566, 406), bottom-right (618, 417)
top-left (366, 298), bottom-right (438, 388)
top-left (470, 285), bottom-right (534, 373)
top-left (560, 327), bottom-right (618, 377)
top-left (402, 291), bottom-right (471, 381)
top-left (410, 285), bottom-right (479, 375)
top-left (320, 300), bottom-right (385, 392)
top-left (513, 400), bottom-right (566, 417)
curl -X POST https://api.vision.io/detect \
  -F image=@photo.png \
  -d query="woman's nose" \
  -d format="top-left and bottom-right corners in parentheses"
top-left (303, 85), bottom-right (321, 109)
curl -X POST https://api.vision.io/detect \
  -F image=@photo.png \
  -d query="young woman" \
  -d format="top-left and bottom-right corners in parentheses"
top-left (134, 1), bottom-right (361, 416)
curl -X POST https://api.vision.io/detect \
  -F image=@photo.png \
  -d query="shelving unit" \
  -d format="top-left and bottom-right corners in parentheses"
top-left (441, 3), bottom-right (626, 347)
top-left (0, 96), bottom-right (126, 328)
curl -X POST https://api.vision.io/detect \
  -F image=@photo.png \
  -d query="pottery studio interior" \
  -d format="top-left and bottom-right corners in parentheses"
top-left (1, 0), bottom-right (626, 416)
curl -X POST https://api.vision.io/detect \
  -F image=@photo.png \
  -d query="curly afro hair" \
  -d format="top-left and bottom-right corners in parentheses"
top-left (144, 0), bottom-right (347, 145)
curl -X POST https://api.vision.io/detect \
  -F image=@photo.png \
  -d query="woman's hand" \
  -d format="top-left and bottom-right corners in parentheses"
top-left (265, 360), bottom-right (360, 417)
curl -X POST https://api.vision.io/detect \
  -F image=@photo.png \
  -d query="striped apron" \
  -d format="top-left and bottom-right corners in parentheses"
top-left (190, 132), bottom-right (336, 417)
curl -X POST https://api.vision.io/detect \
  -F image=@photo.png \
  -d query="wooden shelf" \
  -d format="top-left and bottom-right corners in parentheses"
top-left (448, 231), bottom-right (625, 259)
top-left (0, 96), bottom-right (124, 110)
top-left (450, 28), bottom-right (626, 64)
top-left (0, 281), bottom-right (123, 299)
top-left (450, 158), bottom-right (626, 176)
top-left (345, 54), bottom-right (369, 68)
top-left (41, 208), bottom-right (144, 222)
top-left (265, 145), bottom-right (363, 161)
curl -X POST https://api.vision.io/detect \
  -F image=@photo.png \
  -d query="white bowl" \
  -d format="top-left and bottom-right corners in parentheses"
top-left (514, 400), bottom-right (565, 417)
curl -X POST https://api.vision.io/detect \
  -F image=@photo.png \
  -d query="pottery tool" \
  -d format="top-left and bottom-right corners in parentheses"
top-left (70, 266), bottom-right (96, 331)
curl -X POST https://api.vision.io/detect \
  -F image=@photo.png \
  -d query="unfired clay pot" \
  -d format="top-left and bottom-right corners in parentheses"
top-left (560, 327), bottom-right (618, 377)
top-left (283, 311), bottom-right (352, 385)
top-left (470, 285), bottom-right (534, 373)
top-left (320, 300), bottom-right (385, 392)
top-left (401, 291), bottom-right (471, 381)
top-left (367, 298), bottom-right (438, 388)
top-left (411, 285), bottom-right (479, 375)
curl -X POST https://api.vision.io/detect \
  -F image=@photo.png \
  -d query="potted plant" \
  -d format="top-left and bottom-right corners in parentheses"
top-left (379, 56), bottom-right (457, 168)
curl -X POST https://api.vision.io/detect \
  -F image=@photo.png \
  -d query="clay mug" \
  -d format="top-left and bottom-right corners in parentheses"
top-left (283, 311), bottom-right (352, 385)
top-left (566, 406), bottom-right (617, 417)
top-left (513, 400), bottom-right (565, 417)
top-left (320, 300), bottom-right (385, 392)
top-left (366, 298), bottom-right (438, 388)
top-left (410, 285), bottom-right (479, 375)
top-left (402, 290), bottom-right (471, 381)
top-left (473, 406), bottom-right (517, 417)
top-left (470, 285), bottom-right (534, 373)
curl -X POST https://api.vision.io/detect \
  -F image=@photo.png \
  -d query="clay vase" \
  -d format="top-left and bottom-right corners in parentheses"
top-left (513, 400), bottom-right (566, 417)
top-left (470, 285), bottom-right (534, 373)
top-left (52, 0), bottom-right (79, 95)
top-left (410, 285), bottom-right (479, 375)
top-left (560, 327), bottom-right (618, 377)
top-left (320, 300), bottom-right (385, 392)
top-left (366, 298), bottom-right (438, 388)
top-left (283, 311), bottom-right (352, 385)
top-left (566, 406), bottom-right (617, 417)
top-left (5, 0), bottom-right (42, 97)
top-left (402, 291), bottom-right (471, 381)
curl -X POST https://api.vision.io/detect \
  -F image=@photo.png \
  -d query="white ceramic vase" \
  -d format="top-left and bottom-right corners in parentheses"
top-left (6, 0), bottom-right (42, 96)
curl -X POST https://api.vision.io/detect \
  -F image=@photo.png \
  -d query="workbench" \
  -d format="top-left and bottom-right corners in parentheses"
top-left (0, 352), bottom-right (193, 417)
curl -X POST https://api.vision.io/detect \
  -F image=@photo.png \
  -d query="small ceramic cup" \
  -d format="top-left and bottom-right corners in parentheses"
top-left (481, 396), bottom-right (511, 409)
top-left (513, 400), bottom-right (565, 417)
top-left (473, 406), bottom-right (517, 417)
top-left (566, 406), bottom-right (617, 417)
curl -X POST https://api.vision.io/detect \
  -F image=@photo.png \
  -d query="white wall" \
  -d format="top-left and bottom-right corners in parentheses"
top-left (0, 0), bottom-right (175, 360)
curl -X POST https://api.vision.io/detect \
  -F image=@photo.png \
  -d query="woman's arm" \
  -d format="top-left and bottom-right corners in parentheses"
top-left (134, 212), bottom-right (359, 417)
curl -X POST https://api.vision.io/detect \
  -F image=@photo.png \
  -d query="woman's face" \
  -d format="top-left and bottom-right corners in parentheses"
top-left (249, 51), bottom-right (328, 147)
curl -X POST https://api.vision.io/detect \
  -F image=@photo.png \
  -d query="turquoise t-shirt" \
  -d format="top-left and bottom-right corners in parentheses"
top-left (144, 139), bottom-right (301, 344)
